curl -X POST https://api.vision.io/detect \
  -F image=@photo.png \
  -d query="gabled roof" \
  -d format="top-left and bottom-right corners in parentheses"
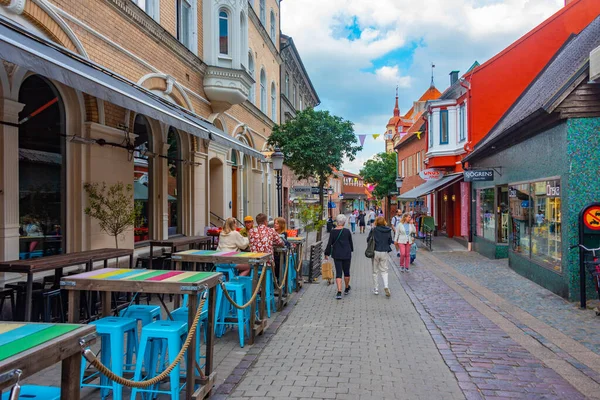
top-left (468, 16), bottom-right (600, 160)
top-left (418, 86), bottom-right (442, 102)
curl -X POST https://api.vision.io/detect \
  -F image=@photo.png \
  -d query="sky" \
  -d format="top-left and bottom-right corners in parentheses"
top-left (280, 0), bottom-right (564, 174)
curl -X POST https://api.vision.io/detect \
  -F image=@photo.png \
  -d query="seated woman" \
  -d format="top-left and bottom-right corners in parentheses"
top-left (273, 217), bottom-right (289, 283)
top-left (217, 218), bottom-right (251, 276)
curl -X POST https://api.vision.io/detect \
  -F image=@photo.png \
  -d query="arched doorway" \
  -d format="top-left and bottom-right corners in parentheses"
top-left (167, 128), bottom-right (182, 236)
top-left (209, 157), bottom-right (224, 224)
top-left (133, 115), bottom-right (153, 243)
top-left (18, 75), bottom-right (65, 259)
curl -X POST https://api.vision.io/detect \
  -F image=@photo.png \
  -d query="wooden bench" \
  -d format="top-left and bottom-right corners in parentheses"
top-left (307, 241), bottom-right (323, 283)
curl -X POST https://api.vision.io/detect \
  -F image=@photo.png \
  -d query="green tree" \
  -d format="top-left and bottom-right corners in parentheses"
top-left (84, 181), bottom-right (141, 248)
top-left (295, 198), bottom-right (327, 259)
top-left (359, 152), bottom-right (398, 199)
top-left (268, 108), bottom-right (361, 241)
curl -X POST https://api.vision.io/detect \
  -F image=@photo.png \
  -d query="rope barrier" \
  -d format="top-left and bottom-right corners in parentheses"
top-left (218, 265), bottom-right (266, 309)
top-left (81, 289), bottom-right (207, 388)
top-left (271, 255), bottom-right (290, 291)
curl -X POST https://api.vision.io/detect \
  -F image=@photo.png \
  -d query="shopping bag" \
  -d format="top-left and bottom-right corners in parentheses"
top-left (321, 261), bottom-right (334, 281)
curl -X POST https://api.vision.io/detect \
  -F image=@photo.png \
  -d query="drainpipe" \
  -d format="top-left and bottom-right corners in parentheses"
top-left (460, 78), bottom-right (473, 251)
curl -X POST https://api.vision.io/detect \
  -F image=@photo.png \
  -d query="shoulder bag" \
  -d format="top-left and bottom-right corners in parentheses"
top-left (365, 231), bottom-right (375, 259)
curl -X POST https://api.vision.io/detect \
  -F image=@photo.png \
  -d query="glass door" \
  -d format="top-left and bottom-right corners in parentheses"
top-left (497, 186), bottom-right (509, 243)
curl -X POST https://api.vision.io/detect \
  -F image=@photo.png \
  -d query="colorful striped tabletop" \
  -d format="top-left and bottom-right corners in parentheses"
top-left (0, 323), bottom-right (80, 361)
top-left (172, 250), bottom-right (271, 259)
top-left (64, 268), bottom-right (217, 283)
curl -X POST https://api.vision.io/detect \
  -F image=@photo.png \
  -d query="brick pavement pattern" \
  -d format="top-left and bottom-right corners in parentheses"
top-left (228, 230), bottom-right (465, 400)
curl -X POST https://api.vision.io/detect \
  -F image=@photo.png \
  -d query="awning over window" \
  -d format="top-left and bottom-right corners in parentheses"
top-left (397, 174), bottom-right (463, 201)
top-left (0, 16), bottom-right (264, 160)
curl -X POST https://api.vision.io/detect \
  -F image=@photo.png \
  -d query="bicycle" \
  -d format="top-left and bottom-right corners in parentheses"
top-left (570, 244), bottom-right (600, 315)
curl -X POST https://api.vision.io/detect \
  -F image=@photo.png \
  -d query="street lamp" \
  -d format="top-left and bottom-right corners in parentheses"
top-left (271, 147), bottom-right (284, 217)
top-left (327, 186), bottom-right (334, 218)
top-left (395, 176), bottom-right (404, 190)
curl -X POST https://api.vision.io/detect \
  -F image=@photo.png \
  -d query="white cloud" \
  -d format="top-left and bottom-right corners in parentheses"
top-left (281, 0), bottom-right (563, 173)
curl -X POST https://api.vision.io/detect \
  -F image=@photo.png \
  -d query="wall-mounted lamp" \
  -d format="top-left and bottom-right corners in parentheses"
top-left (452, 194), bottom-right (456, 202)
top-left (443, 194), bottom-right (448, 202)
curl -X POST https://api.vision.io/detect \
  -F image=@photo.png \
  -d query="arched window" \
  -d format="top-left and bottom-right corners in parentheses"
top-left (18, 75), bottom-right (66, 258)
top-left (271, 82), bottom-right (276, 121)
top-left (285, 73), bottom-right (289, 97)
top-left (270, 10), bottom-right (276, 42)
top-left (167, 128), bottom-right (182, 236)
top-left (219, 9), bottom-right (229, 55)
top-left (259, 0), bottom-right (266, 25)
top-left (133, 114), bottom-right (153, 243)
top-left (260, 69), bottom-right (267, 113)
top-left (248, 51), bottom-right (255, 103)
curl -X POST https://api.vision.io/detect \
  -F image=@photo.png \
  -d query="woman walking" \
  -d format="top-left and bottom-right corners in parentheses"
top-left (324, 214), bottom-right (354, 300)
top-left (349, 212), bottom-right (357, 234)
top-left (358, 211), bottom-right (366, 234)
top-left (368, 216), bottom-right (393, 296)
top-left (394, 213), bottom-right (417, 272)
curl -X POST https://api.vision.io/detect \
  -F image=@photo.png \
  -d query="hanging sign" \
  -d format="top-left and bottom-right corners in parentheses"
top-left (583, 205), bottom-right (600, 231)
top-left (464, 170), bottom-right (494, 182)
top-left (419, 168), bottom-right (445, 181)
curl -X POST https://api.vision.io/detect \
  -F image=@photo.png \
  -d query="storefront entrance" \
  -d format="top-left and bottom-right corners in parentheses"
top-left (497, 185), bottom-right (509, 244)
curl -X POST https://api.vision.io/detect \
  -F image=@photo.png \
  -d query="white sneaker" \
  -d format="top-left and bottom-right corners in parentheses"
top-left (373, 288), bottom-right (379, 295)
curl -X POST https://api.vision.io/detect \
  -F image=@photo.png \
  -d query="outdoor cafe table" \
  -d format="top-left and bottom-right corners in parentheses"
top-left (60, 268), bottom-right (220, 400)
top-left (0, 322), bottom-right (96, 399)
top-left (0, 248), bottom-right (133, 322)
top-left (149, 236), bottom-right (212, 269)
top-left (171, 250), bottom-right (272, 344)
top-left (287, 237), bottom-right (306, 291)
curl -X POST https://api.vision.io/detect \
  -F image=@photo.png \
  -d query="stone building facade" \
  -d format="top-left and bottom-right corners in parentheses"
top-left (0, 0), bottom-right (291, 272)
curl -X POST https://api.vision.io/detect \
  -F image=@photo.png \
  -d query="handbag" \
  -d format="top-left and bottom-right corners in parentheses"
top-left (365, 233), bottom-right (375, 259)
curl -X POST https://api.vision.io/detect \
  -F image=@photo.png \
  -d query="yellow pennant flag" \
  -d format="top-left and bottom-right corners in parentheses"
top-left (373, 134), bottom-right (380, 140)
top-left (415, 131), bottom-right (422, 139)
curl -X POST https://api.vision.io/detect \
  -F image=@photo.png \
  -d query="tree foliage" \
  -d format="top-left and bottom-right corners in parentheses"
top-left (359, 152), bottom-right (398, 199)
top-left (84, 182), bottom-right (141, 248)
top-left (295, 198), bottom-right (327, 258)
top-left (268, 108), bottom-right (361, 240)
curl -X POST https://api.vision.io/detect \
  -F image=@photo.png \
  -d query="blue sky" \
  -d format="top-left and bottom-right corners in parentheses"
top-left (280, 0), bottom-right (564, 173)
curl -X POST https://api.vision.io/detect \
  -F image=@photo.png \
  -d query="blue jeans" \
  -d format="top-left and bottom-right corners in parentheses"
top-left (350, 222), bottom-right (356, 232)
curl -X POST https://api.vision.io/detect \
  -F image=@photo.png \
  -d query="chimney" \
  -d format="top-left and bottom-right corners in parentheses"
top-left (450, 71), bottom-right (460, 85)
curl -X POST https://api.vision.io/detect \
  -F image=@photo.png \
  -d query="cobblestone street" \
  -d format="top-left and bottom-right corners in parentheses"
top-left (223, 233), bottom-right (600, 399)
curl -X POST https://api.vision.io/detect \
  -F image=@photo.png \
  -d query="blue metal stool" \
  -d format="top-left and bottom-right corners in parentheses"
top-left (215, 264), bottom-right (237, 281)
top-left (120, 304), bottom-right (161, 370)
top-left (130, 321), bottom-right (188, 400)
top-left (287, 253), bottom-right (297, 293)
top-left (215, 281), bottom-right (250, 347)
top-left (1, 385), bottom-right (60, 400)
top-left (81, 317), bottom-right (137, 400)
top-left (251, 267), bottom-right (275, 318)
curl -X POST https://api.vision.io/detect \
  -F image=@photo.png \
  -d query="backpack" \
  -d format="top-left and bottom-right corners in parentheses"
top-left (391, 216), bottom-right (399, 228)
top-left (365, 232), bottom-right (375, 259)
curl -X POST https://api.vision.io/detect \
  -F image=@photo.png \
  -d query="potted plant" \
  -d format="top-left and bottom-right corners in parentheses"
top-left (84, 181), bottom-right (141, 248)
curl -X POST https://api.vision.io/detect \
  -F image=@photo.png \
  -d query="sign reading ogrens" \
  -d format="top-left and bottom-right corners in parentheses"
top-left (464, 170), bottom-right (494, 182)
top-left (419, 169), bottom-right (445, 181)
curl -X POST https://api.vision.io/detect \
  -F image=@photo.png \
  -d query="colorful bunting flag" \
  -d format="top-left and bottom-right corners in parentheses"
top-left (373, 134), bottom-right (380, 140)
top-left (415, 131), bottom-right (422, 139)
top-left (358, 134), bottom-right (366, 146)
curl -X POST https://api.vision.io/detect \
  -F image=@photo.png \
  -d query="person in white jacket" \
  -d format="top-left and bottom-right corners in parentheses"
top-left (217, 218), bottom-right (251, 275)
top-left (394, 213), bottom-right (416, 272)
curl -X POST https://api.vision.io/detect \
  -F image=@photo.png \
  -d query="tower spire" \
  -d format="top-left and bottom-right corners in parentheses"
top-left (393, 86), bottom-right (400, 117)
top-left (430, 63), bottom-right (436, 88)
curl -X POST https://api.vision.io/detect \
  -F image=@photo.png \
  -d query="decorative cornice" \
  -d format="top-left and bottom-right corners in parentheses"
top-left (6, 0), bottom-right (25, 14)
top-left (241, 100), bottom-right (275, 129)
top-left (247, 5), bottom-right (282, 65)
top-left (105, 0), bottom-right (207, 75)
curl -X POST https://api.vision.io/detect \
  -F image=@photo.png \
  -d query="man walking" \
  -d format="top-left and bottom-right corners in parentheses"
top-left (391, 209), bottom-right (402, 257)
top-left (368, 209), bottom-right (376, 229)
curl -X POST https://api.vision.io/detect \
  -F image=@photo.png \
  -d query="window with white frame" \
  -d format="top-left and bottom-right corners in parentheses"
top-left (428, 113), bottom-right (433, 147)
top-left (270, 10), bottom-right (276, 42)
top-left (248, 51), bottom-right (255, 103)
top-left (271, 82), bottom-right (277, 121)
top-left (459, 103), bottom-right (466, 142)
top-left (219, 9), bottom-right (229, 55)
top-left (260, 69), bottom-right (267, 113)
top-left (440, 109), bottom-right (448, 144)
top-left (293, 85), bottom-right (297, 108)
top-left (401, 159), bottom-right (405, 177)
top-left (132, 0), bottom-right (159, 21)
top-left (416, 151), bottom-right (421, 173)
top-left (285, 73), bottom-right (289, 97)
top-left (260, 0), bottom-right (266, 25)
top-left (177, 0), bottom-right (193, 50)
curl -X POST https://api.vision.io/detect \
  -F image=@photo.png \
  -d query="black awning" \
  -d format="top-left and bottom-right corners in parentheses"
top-left (0, 16), bottom-right (265, 160)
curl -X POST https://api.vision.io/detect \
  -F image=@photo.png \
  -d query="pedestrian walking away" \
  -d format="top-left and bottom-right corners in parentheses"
top-left (358, 210), bottom-right (366, 234)
top-left (394, 213), bottom-right (417, 272)
top-left (349, 212), bottom-right (357, 234)
top-left (367, 216), bottom-right (393, 297)
top-left (368, 208), bottom-right (376, 228)
top-left (324, 214), bottom-right (354, 300)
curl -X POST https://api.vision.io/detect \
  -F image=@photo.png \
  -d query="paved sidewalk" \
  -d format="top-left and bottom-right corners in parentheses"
top-left (228, 230), bottom-right (464, 400)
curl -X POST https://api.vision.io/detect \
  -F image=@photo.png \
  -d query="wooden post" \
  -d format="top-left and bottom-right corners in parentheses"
top-left (174, 260), bottom-right (181, 309)
top-left (249, 263), bottom-right (258, 344)
top-left (205, 285), bottom-right (216, 377)
top-left (67, 290), bottom-right (79, 323)
top-left (101, 291), bottom-right (111, 318)
top-left (186, 293), bottom-right (198, 400)
top-left (60, 352), bottom-right (81, 399)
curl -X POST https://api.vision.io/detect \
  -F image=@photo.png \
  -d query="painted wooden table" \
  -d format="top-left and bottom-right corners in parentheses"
top-left (0, 322), bottom-right (96, 399)
top-left (149, 236), bottom-right (212, 269)
top-left (287, 237), bottom-right (306, 291)
top-left (60, 268), bottom-right (221, 400)
top-left (0, 248), bottom-right (133, 321)
top-left (172, 250), bottom-right (272, 344)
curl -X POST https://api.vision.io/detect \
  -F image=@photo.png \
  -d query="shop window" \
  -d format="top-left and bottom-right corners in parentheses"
top-left (459, 104), bottom-right (466, 142)
top-left (133, 115), bottom-right (153, 243)
top-left (440, 109), bottom-right (448, 144)
top-left (219, 10), bottom-right (229, 55)
top-left (18, 75), bottom-right (65, 259)
top-left (248, 50), bottom-right (255, 103)
top-left (167, 128), bottom-right (182, 237)
top-left (531, 180), bottom-right (561, 270)
top-left (509, 184), bottom-right (531, 256)
top-left (476, 188), bottom-right (495, 242)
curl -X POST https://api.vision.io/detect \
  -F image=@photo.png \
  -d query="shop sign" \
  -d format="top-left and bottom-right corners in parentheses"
top-left (419, 168), bottom-right (445, 181)
top-left (546, 183), bottom-right (560, 198)
top-left (464, 170), bottom-right (494, 182)
top-left (292, 186), bottom-right (311, 194)
top-left (311, 187), bottom-right (322, 195)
